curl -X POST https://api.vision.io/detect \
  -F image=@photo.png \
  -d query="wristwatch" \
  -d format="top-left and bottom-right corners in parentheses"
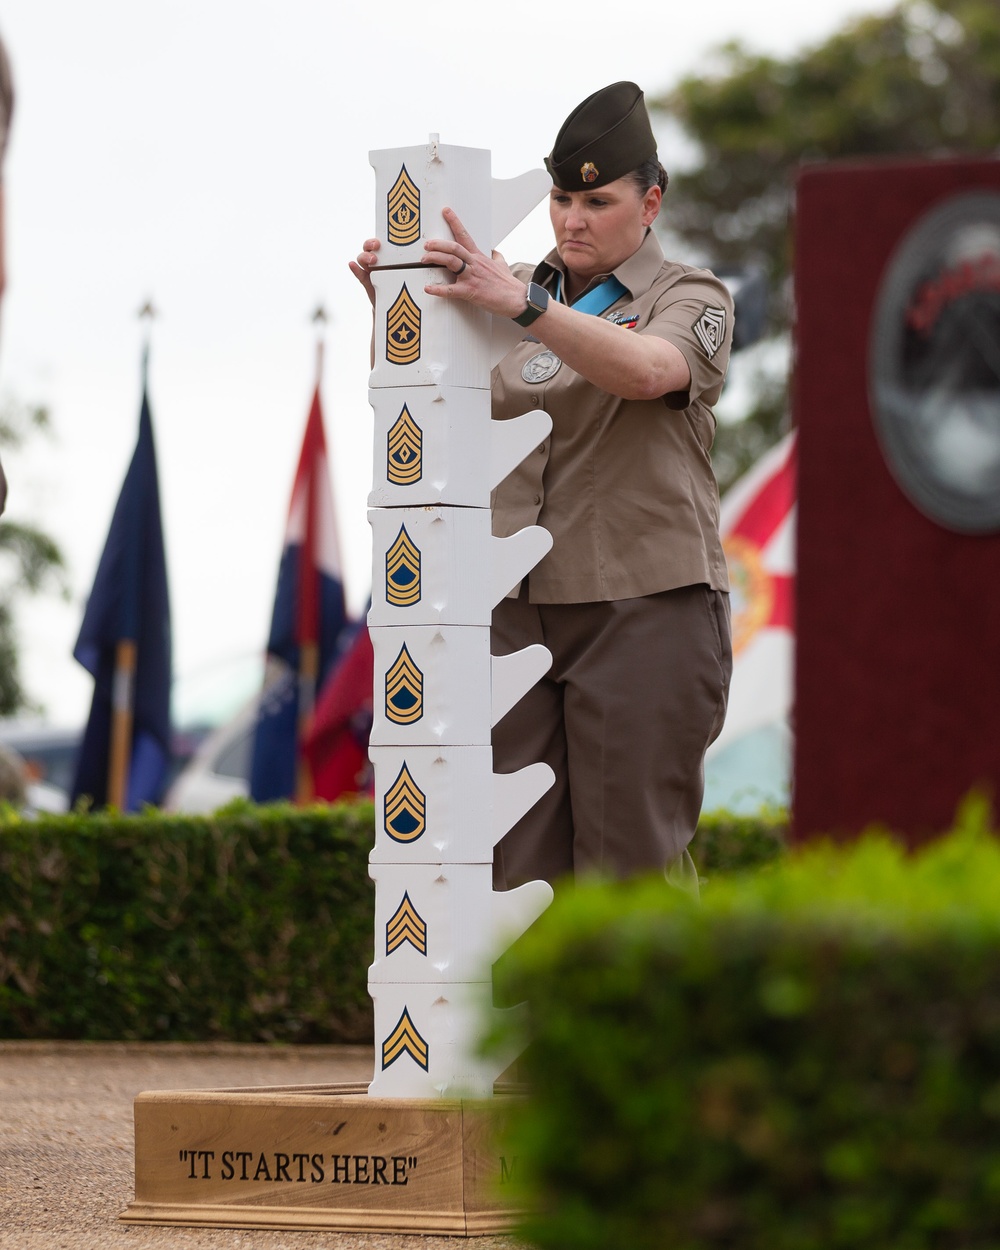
top-left (513, 282), bottom-right (550, 327)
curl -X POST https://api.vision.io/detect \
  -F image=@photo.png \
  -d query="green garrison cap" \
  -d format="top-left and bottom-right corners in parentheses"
top-left (545, 81), bottom-right (657, 190)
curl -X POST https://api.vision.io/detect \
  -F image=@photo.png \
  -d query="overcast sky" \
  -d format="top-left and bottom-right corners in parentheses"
top-left (0, 0), bottom-right (897, 728)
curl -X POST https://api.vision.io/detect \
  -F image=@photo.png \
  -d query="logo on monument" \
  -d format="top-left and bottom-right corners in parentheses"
top-left (382, 1007), bottom-right (429, 1071)
top-left (386, 892), bottom-right (428, 956)
top-left (385, 643), bottom-right (424, 725)
top-left (387, 405), bottom-right (423, 486)
top-left (870, 190), bottom-right (1000, 533)
top-left (386, 286), bottom-right (421, 365)
top-left (386, 525), bottom-right (421, 608)
top-left (385, 762), bottom-right (427, 842)
top-left (387, 165), bottom-right (420, 246)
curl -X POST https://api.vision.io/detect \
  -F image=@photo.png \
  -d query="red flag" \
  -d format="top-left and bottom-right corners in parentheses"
top-left (302, 622), bottom-right (374, 802)
top-left (714, 430), bottom-right (796, 750)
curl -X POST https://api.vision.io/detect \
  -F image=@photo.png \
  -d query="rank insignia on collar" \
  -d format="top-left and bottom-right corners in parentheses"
top-left (580, 161), bottom-right (599, 184)
top-left (607, 309), bottom-right (639, 329)
top-left (387, 165), bottom-right (420, 246)
top-left (693, 305), bottom-right (727, 358)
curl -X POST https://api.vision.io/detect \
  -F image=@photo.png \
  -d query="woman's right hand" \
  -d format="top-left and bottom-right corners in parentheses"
top-left (349, 238), bottom-right (382, 309)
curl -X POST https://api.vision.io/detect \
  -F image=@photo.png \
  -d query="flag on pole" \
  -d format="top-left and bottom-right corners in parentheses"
top-left (302, 617), bottom-right (374, 802)
top-left (712, 429), bottom-right (797, 754)
top-left (249, 379), bottom-right (348, 802)
top-left (70, 379), bottom-right (172, 810)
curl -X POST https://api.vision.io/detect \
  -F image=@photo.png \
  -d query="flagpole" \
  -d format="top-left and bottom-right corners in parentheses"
top-left (295, 307), bottom-right (328, 804)
top-left (107, 302), bottom-right (155, 808)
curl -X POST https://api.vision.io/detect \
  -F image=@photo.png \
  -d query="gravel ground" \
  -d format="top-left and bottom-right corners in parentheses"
top-left (0, 1042), bottom-right (528, 1250)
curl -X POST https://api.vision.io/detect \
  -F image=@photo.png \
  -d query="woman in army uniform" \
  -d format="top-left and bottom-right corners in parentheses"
top-left (352, 82), bottom-right (733, 892)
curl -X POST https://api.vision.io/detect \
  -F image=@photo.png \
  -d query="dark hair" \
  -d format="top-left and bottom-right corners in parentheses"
top-left (628, 157), bottom-right (668, 195)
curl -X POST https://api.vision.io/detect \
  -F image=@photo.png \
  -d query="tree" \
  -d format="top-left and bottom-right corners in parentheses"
top-left (652, 0), bottom-right (1000, 488)
top-left (0, 397), bottom-right (67, 715)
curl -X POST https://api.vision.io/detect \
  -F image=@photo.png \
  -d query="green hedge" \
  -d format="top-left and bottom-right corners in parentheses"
top-left (0, 801), bottom-right (785, 1043)
top-left (0, 800), bottom-right (376, 1042)
top-left (488, 796), bottom-right (1000, 1250)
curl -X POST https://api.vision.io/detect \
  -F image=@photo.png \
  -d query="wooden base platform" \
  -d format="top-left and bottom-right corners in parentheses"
top-left (120, 1081), bottom-right (523, 1236)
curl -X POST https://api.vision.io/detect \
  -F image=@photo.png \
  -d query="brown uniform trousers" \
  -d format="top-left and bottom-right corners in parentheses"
top-left (491, 583), bottom-right (732, 889)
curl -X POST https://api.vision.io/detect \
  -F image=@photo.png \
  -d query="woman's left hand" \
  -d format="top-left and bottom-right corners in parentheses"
top-left (422, 207), bottom-right (528, 319)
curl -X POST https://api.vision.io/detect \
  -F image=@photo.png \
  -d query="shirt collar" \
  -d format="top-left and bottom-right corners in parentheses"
top-left (533, 228), bottom-right (666, 302)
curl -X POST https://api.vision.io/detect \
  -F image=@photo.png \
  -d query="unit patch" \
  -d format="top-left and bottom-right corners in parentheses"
top-left (386, 892), bottom-right (428, 957)
top-left (385, 643), bottom-right (424, 725)
top-left (385, 525), bottom-right (421, 608)
top-left (693, 305), bottom-right (727, 359)
top-left (386, 404), bottom-right (423, 486)
top-left (386, 285), bottom-right (421, 365)
top-left (384, 761), bottom-right (427, 842)
top-left (387, 165), bottom-right (420, 247)
top-left (381, 1007), bottom-right (429, 1071)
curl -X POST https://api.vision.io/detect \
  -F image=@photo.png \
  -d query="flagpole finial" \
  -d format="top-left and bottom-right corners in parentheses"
top-left (311, 305), bottom-right (328, 386)
top-left (138, 300), bottom-right (157, 385)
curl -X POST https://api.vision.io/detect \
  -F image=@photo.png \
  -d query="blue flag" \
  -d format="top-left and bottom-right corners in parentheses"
top-left (249, 383), bottom-right (349, 802)
top-left (70, 386), bottom-right (172, 809)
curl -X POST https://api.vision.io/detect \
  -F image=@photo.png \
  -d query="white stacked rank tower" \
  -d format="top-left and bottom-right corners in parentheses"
top-left (367, 137), bottom-right (555, 1099)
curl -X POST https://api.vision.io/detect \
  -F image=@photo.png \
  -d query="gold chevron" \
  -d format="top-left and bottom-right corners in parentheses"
top-left (381, 1006), bottom-right (429, 1071)
top-left (386, 285), bottom-right (421, 365)
top-left (387, 165), bottom-right (420, 246)
top-left (386, 405), bottom-right (423, 486)
top-left (386, 891), bottom-right (428, 956)
top-left (384, 643), bottom-right (424, 725)
top-left (384, 761), bottom-right (427, 842)
top-left (386, 525), bottom-right (421, 608)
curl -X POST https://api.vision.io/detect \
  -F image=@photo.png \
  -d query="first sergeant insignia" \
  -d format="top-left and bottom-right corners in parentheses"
top-left (693, 305), bottom-right (727, 359)
top-left (387, 165), bottom-right (420, 247)
top-left (580, 161), bottom-right (599, 184)
top-left (386, 404), bottom-right (423, 486)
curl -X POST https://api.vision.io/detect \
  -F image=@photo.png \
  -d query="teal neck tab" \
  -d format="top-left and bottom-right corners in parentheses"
top-left (555, 272), bottom-right (628, 317)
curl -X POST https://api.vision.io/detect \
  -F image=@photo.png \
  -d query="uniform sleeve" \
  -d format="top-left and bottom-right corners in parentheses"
top-left (640, 270), bottom-right (734, 410)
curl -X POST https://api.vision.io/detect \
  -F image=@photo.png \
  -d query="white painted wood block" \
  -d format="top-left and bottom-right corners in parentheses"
top-left (370, 269), bottom-right (493, 391)
top-left (492, 645), bottom-right (552, 726)
top-left (369, 981), bottom-right (528, 1100)
top-left (370, 141), bottom-right (493, 272)
top-left (369, 745), bottom-right (554, 864)
top-left (492, 169), bottom-right (553, 249)
top-left (370, 625), bottom-right (490, 747)
top-left (368, 506), bottom-right (552, 628)
top-left (370, 141), bottom-right (549, 269)
top-left (370, 625), bottom-right (551, 747)
top-left (368, 388), bottom-right (553, 509)
top-left (369, 864), bottom-right (552, 984)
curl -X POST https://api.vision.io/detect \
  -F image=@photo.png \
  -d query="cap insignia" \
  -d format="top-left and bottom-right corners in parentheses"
top-left (580, 161), bottom-right (599, 184)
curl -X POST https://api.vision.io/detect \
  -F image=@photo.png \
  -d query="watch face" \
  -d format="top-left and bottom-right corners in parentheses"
top-left (868, 190), bottom-right (1000, 533)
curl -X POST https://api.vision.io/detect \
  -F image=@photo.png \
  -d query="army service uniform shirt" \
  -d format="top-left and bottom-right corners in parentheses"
top-left (491, 229), bottom-right (732, 603)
